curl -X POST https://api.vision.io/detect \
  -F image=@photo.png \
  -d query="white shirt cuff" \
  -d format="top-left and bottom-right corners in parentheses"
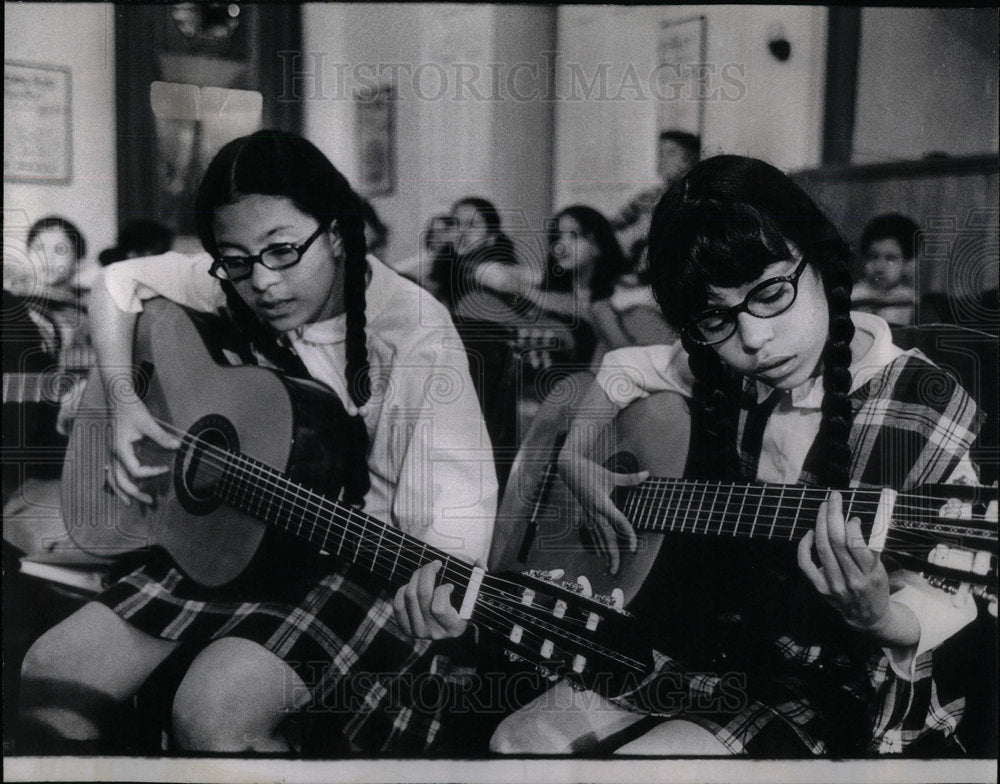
top-left (883, 580), bottom-right (978, 680)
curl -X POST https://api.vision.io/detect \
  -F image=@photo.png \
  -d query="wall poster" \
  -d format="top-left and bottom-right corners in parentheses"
top-left (4, 61), bottom-right (72, 183)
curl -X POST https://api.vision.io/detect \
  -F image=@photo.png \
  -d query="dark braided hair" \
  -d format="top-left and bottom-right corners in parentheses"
top-left (646, 155), bottom-right (856, 488)
top-left (195, 130), bottom-right (372, 505)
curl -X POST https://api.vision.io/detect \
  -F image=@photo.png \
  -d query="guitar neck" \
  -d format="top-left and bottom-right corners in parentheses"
top-left (210, 447), bottom-right (476, 599)
top-left (3, 371), bottom-right (82, 405)
top-left (616, 479), bottom-right (879, 543)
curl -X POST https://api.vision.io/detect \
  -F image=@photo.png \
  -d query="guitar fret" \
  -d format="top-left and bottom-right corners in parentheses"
top-left (734, 486), bottom-right (749, 537)
top-left (748, 487), bottom-right (763, 539)
top-left (629, 483), bottom-right (650, 526)
top-left (768, 486), bottom-right (784, 539)
top-left (680, 481), bottom-right (694, 533)
top-left (653, 482), bottom-right (670, 531)
top-left (371, 521), bottom-right (388, 579)
top-left (720, 484), bottom-right (735, 536)
top-left (671, 479), bottom-right (684, 532)
top-left (704, 483), bottom-right (723, 536)
top-left (354, 510), bottom-right (369, 565)
top-left (693, 482), bottom-right (709, 535)
top-left (623, 484), bottom-right (639, 526)
top-left (790, 487), bottom-right (805, 540)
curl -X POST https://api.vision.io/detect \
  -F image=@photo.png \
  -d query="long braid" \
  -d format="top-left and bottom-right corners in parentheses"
top-left (815, 241), bottom-right (856, 489)
top-left (685, 338), bottom-right (743, 481)
top-left (340, 207), bottom-right (372, 408)
top-left (339, 202), bottom-right (372, 507)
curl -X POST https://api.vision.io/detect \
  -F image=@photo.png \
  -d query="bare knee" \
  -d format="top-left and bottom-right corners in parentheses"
top-left (171, 638), bottom-right (307, 752)
top-left (489, 711), bottom-right (564, 754)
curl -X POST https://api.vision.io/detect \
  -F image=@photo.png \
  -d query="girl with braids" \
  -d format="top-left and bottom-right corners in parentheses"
top-left (20, 131), bottom-right (497, 754)
top-left (446, 154), bottom-right (984, 756)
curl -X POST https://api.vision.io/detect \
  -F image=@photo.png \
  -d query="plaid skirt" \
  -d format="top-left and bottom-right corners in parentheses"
top-left (610, 620), bottom-right (877, 757)
top-left (97, 540), bottom-right (443, 753)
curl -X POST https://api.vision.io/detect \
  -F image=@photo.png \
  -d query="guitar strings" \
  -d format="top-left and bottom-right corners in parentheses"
top-left (163, 425), bottom-right (631, 665)
top-left (622, 479), bottom-right (998, 544)
top-left (149, 419), bottom-right (619, 639)
top-left (187, 429), bottom-right (652, 674)
top-left (151, 418), bottom-right (996, 589)
top-left (129, 418), bottom-right (992, 676)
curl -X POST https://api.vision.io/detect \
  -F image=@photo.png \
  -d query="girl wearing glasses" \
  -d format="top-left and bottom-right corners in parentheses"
top-left (20, 131), bottom-right (497, 754)
top-left (418, 155), bottom-right (986, 756)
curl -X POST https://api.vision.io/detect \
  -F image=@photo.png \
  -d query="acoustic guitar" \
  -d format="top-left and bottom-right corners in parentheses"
top-left (60, 300), bottom-right (655, 699)
top-left (491, 372), bottom-right (998, 614)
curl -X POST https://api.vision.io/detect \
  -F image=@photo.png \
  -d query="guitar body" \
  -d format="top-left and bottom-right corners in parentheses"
top-left (61, 299), bottom-right (349, 587)
top-left (491, 371), bottom-right (691, 604)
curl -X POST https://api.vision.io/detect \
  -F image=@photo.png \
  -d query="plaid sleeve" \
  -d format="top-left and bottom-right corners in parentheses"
top-left (849, 353), bottom-right (985, 492)
top-left (850, 353), bottom-right (992, 754)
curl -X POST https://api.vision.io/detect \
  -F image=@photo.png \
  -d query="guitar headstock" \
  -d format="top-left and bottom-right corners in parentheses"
top-left (893, 484), bottom-right (997, 617)
top-left (476, 569), bottom-right (652, 699)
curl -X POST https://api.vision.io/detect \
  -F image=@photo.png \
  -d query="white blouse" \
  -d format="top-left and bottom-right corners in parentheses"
top-left (103, 252), bottom-right (497, 564)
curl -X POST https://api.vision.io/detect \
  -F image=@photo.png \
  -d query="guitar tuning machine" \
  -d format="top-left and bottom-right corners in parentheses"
top-left (594, 588), bottom-right (626, 611)
top-left (527, 568), bottom-right (565, 583)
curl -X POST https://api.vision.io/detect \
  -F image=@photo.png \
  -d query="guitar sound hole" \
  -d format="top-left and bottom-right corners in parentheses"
top-left (175, 415), bottom-right (240, 515)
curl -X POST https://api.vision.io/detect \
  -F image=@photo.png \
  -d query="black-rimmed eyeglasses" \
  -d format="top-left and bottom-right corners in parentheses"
top-left (683, 256), bottom-right (810, 346)
top-left (209, 220), bottom-right (332, 282)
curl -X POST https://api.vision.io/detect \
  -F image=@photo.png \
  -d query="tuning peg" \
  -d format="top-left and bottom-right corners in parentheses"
top-left (592, 587), bottom-right (626, 611)
top-left (527, 568), bottom-right (565, 582)
top-left (575, 575), bottom-right (593, 597)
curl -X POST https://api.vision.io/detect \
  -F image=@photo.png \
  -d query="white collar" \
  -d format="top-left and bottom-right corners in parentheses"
top-left (751, 311), bottom-right (903, 409)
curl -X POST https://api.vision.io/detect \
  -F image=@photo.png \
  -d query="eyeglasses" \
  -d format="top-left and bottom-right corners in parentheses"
top-left (208, 220), bottom-right (332, 282)
top-left (683, 256), bottom-right (810, 346)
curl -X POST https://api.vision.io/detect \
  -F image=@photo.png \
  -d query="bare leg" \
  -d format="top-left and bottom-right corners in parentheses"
top-left (171, 636), bottom-right (311, 752)
top-left (20, 602), bottom-right (179, 744)
top-left (615, 719), bottom-right (732, 755)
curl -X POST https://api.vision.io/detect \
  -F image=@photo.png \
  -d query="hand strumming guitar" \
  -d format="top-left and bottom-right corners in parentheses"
top-left (88, 270), bottom-right (181, 507)
top-left (553, 377), bottom-right (647, 575)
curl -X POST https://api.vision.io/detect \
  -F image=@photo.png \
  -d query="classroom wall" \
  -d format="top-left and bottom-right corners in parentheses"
top-left (552, 5), bottom-right (829, 215)
top-left (3, 3), bottom-right (117, 278)
top-left (301, 3), bottom-right (556, 267)
top-left (853, 8), bottom-right (1000, 163)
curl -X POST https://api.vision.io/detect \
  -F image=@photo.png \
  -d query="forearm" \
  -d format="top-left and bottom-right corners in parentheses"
top-left (557, 377), bottom-right (622, 467)
top-left (88, 274), bottom-right (140, 397)
top-left (858, 599), bottom-right (920, 650)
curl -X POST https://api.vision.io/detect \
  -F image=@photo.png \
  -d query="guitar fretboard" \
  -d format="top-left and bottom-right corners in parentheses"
top-left (205, 444), bottom-right (477, 601)
top-left (616, 479), bottom-right (880, 542)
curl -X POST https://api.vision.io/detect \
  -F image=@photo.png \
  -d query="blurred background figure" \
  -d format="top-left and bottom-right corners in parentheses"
top-left (8, 217), bottom-right (94, 369)
top-left (98, 219), bottom-right (175, 266)
top-left (390, 213), bottom-right (456, 296)
top-left (430, 196), bottom-right (518, 317)
top-left (8, 216), bottom-right (89, 303)
top-left (360, 198), bottom-right (389, 260)
top-left (852, 213), bottom-right (919, 325)
top-left (612, 130), bottom-right (701, 270)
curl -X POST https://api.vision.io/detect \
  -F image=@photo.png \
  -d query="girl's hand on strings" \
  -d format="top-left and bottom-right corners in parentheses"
top-left (394, 560), bottom-right (471, 640)
top-left (797, 490), bottom-right (893, 632)
top-left (106, 399), bottom-right (181, 506)
top-left (557, 449), bottom-right (647, 575)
